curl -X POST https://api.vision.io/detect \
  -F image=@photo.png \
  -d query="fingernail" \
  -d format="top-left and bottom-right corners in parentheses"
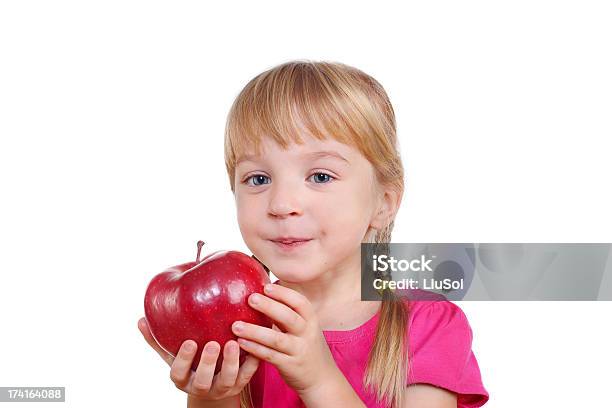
top-left (206, 344), bottom-right (218, 354)
top-left (233, 321), bottom-right (244, 332)
top-left (264, 284), bottom-right (273, 294)
top-left (184, 342), bottom-right (195, 352)
top-left (250, 293), bottom-right (260, 304)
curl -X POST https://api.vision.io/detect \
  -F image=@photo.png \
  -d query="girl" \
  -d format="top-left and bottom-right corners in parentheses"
top-left (138, 60), bottom-right (489, 407)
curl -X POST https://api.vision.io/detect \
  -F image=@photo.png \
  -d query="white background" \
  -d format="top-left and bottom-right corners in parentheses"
top-left (1, 1), bottom-right (611, 407)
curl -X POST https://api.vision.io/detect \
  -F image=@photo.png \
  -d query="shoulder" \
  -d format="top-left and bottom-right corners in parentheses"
top-left (403, 295), bottom-right (474, 367)
top-left (399, 295), bottom-right (489, 407)
top-left (406, 297), bottom-right (473, 342)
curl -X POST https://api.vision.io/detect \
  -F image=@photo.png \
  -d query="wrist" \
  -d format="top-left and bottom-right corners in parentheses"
top-left (187, 394), bottom-right (240, 408)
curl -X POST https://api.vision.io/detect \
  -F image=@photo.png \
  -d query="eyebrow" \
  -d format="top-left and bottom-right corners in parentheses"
top-left (236, 150), bottom-right (350, 165)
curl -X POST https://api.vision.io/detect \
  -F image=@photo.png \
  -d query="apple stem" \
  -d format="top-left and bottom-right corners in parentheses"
top-left (196, 240), bottom-right (205, 264)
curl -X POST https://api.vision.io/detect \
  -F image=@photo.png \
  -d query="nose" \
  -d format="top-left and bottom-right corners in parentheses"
top-left (267, 180), bottom-right (303, 218)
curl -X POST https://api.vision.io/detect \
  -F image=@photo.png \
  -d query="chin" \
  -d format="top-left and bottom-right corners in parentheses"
top-left (266, 263), bottom-right (321, 283)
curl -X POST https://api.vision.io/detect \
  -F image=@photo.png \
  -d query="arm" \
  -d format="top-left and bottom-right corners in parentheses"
top-left (299, 377), bottom-right (458, 408)
top-left (297, 369), bottom-right (366, 408)
top-left (187, 394), bottom-right (240, 408)
top-left (402, 384), bottom-right (457, 407)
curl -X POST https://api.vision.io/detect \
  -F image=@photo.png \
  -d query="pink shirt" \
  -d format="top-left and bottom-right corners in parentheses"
top-left (250, 288), bottom-right (489, 407)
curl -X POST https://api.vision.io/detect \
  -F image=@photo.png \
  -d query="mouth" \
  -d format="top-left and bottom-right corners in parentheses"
top-left (269, 238), bottom-right (313, 251)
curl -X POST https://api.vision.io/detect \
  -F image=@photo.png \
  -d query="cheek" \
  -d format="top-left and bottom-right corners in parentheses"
top-left (235, 195), bottom-right (262, 243)
top-left (315, 187), bottom-right (372, 244)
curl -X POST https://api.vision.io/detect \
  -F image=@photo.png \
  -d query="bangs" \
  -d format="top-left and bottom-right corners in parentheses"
top-left (224, 61), bottom-right (380, 174)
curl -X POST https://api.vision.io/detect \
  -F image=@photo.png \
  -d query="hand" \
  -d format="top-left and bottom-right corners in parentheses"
top-left (230, 284), bottom-right (340, 396)
top-left (137, 317), bottom-right (260, 402)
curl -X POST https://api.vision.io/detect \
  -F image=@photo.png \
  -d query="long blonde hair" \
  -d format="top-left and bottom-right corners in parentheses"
top-left (223, 60), bottom-right (409, 408)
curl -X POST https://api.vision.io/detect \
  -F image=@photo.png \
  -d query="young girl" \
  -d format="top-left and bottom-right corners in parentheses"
top-left (138, 60), bottom-right (489, 407)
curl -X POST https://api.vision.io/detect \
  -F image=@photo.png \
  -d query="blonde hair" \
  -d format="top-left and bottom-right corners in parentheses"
top-left (223, 60), bottom-right (409, 408)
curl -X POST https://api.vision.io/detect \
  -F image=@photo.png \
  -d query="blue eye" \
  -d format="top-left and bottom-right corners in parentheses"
top-left (245, 174), bottom-right (271, 186)
top-left (309, 172), bottom-right (334, 184)
top-left (243, 172), bottom-right (335, 187)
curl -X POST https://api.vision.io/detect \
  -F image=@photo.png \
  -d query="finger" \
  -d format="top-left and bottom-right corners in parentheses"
top-left (191, 341), bottom-right (221, 395)
top-left (210, 340), bottom-right (240, 395)
top-left (169, 340), bottom-right (198, 389)
top-left (232, 321), bottom-right (293, 355)
top-left (235, 354), bottom-right (260, 389)
top-left (237, 338), bottom-right (286, 366)
top-left (138, 317), bottom-right (175, 365)
top-left (247, 291), bottom-right (306, 334)
top-left (263, 284), bottom-right (314, 322)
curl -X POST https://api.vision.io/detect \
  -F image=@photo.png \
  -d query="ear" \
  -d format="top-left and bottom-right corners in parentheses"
top-left (370, 186), bottom-right (402, 231)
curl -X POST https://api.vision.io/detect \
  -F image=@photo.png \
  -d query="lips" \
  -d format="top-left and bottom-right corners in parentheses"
top-left (270, 238), bottom-right (313, 252)
top-left (271, 237), bottom-right (312, 244)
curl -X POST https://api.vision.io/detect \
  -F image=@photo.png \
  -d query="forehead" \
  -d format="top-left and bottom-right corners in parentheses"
top-left (236, 134), bottom-right (359, 166)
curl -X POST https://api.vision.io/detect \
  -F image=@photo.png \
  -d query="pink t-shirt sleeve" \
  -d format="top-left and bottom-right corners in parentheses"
top-left (407, 300), bottom-right (489, 408)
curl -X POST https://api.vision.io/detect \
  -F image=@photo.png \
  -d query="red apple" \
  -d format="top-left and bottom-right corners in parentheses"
top-left (144, 241), bottom-right (273, 374)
